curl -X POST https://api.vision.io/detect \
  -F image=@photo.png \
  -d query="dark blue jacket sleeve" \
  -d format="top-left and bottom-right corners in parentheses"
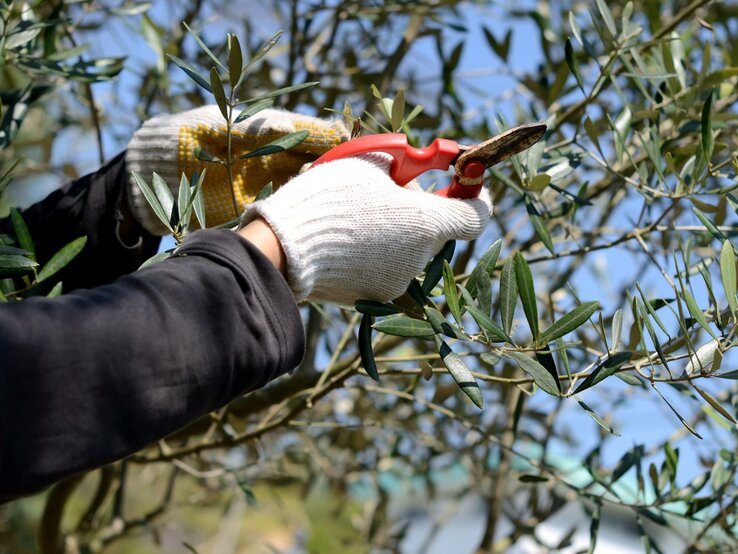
top-left (0, 229), bottom-right (305, 500)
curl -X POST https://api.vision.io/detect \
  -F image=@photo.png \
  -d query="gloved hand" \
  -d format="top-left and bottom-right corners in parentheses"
top-left (242, 153), bottom-right (493, 305)
top-left (126, 106), bottom-right (349, 234)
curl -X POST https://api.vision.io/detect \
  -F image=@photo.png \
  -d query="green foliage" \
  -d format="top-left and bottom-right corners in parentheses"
top-left (2, 1), bottom-right (738, 552)
top-left (0, 207), bottom-right (83, 296)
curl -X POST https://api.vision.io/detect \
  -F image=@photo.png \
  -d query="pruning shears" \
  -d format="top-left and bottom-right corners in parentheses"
top-left (311, 123), bottom-right (547, 199)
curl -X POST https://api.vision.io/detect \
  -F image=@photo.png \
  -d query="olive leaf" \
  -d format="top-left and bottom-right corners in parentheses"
top-left (514, 252), bottom-right (539, 339)
top-left (701, 88), bottom-right (714, 163)
top-left (505, 351), bottom-right (559, 396)
top-left (373, 316), bottom-right (435, 337)
top-left (437, 338), bottom-right (483, 409)
top-left (235, 98), bottom-right (275, 124)
top-left (355, 300), bottom-right (400, 317)
top-left (359, 314), bottom-right (380, 381)
top-left (168, 54), bottom-right (212, 92)
top-left (465, 239), bottom-right (501, 298)
top-left (228, 33), bottom-right (243, 89)
top-left (10, 208), bottom-right (34, 259)
top-left (37, 236), bottom-right (87, 283)
top-left (538, 301), bottom-right (599, 345)
top-left (131, 172), bottom-right (174, 232)
top-left (578, 399), bottom-right (620, 436)
top-left (460, 287), bottom-right (509, 342)
top-left (682, 286), bottom-right (717, 339)
top-left (500, 257), bottom-right (517, 336)
top-left (239, 130), bottom-right (309, 159)
top-left (565, 38), bottom-right (584, 93)
top-left (422, 240), bottom-right (454, 295)
top-left (238, 82), bottom-right (319, 104)
top-left (210, 67), bottom-right (228, 120)
top-left (574, 352), bottom-right (633, 394)
top-left (255, 182), bottom-right (274, 201)
top-left (720, 239), bottom-right (737, 316)
top-left (443, 260), bottom-right (462, 324)
top-left (183, 21), bottom-right (227, 72)
top-left (0, 254), bottom-right (37, 277)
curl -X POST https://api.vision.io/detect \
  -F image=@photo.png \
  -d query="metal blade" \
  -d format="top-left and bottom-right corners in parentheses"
top-left (455, 123), bottom-right (547, 171)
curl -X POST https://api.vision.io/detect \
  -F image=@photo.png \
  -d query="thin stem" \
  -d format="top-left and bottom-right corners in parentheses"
top-left (86, 83), bottom-right (105, 166)
top-left (61, 23), bottom-right (104, 165)
top-left (226, 100), bottom-right (239, 219)
top-left (311, 311), bottom-right (361, 395)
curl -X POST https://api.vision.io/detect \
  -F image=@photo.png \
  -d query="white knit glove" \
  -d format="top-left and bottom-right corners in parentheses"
top-left (242, 154), bottom-right (493, 305)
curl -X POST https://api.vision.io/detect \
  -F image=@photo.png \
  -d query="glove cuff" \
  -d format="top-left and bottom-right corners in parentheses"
top-left (242, 196), bottom-right (322, 302)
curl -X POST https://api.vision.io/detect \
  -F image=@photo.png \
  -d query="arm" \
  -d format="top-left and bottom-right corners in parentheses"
top-left (0, 227), bottom-right (303, 501)
top-left (0, 152), bottom-right (492, 501)
top-left (0, 106), bottom-right (347, 290)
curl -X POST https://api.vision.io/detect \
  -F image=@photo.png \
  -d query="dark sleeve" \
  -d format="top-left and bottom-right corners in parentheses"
top-left (0, 229), bottom-right (305, 501)
top-left (0, 152), bottom-right (161, 291)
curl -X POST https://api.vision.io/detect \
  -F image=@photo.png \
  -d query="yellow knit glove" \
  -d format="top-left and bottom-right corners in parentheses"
top-left (126, 106), bottom-right (349, 234)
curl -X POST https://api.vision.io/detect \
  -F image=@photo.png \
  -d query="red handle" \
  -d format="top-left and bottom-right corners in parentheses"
top-left (436, 161), bottom-right (486, 199)
top-left (311, 133), bottom-right (462, 187)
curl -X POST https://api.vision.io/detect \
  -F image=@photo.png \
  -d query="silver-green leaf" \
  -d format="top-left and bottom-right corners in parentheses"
top-left (37, 236), bottom-right (87, 283)
top-left (422, 240), bottom-right (454, 295)
top-left (443, 260), bottom-right (462, 324)
top-left (210, 67), bottom-right (229, 120)
top-left (574, 351), bottom-right (632, 394)
top-left (578, 399), bottom-right (620, 436)
top-left (167, 54), bottom-right (212, 93)
top-left (152, 172), bottom-right (175, 226)
top-left (255, 182), bottom-right (273, 201)
top-left (228, 33), bottom-right (244, 90)
top-left (131, 171), bottom-right (174, 232)
top-left (514, 252), bottom-right (539, 339)
top-left (183, 21), bottom-right (227, 72)
top-left (460, 287), bottom-right (509, 342)
top-left (372, 316), bottom-right (435, 337)
top-left (500, 257), bottom-right (517, 336)
top-left (10, 208), bottom-right (34, 259)
top-left (359, 314), bottom-right (380, 381)
top-left (701, 89), bottom-right (714, 164)
top-left (438, 339), bottom-right (483, 409)
top-left (465, 239), bottom-right (501, 297)
top-left (239, 130), bottom-right (309, 159)
top-left (240, 82), bottom-right (319, 104)
top-left (505, 351), bottom-right (559, 396)
top-left (565, 38), bottom-right (584, 93)
top-left (234, 98), bottom-right (274, 124)
top-left (173, 175), bottom-right (189, 230)
top-left (0, 254), bottom-right (37, 277)
top-left (682, 286), bottom-right (717, 339)
top-left (720, 239), bottom-right (737, 316)
top-left (539, 301), bottom-right (599, 345)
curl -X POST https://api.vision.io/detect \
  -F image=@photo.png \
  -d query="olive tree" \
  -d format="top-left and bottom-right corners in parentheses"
top-left (1, 0), bottom-right (738, 552)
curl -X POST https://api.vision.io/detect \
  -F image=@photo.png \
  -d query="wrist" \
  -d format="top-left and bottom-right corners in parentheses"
top-left (237, 217), bottom-right (287, 277)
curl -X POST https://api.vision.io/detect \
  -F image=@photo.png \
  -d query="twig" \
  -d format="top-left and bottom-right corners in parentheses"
top-left (39, 474), bottom-right (85, 554)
